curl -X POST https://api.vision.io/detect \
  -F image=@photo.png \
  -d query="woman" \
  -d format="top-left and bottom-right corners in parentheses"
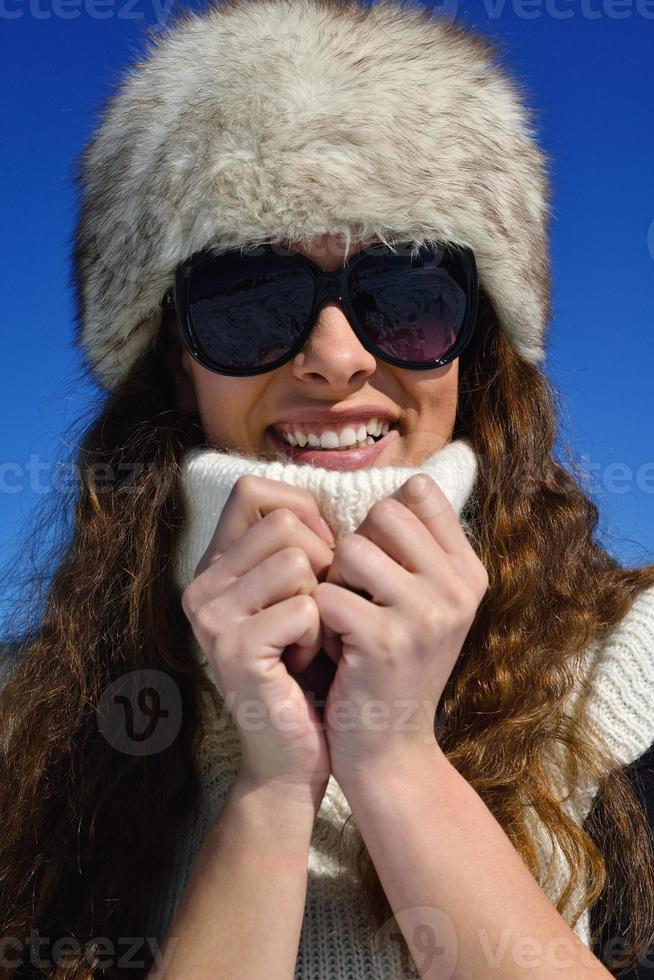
top-left (1, 0), bottom-right (653, 977)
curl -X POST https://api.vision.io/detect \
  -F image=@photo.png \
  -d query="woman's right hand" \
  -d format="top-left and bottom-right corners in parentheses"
top-left (181, 475), bottom-right (336, 808)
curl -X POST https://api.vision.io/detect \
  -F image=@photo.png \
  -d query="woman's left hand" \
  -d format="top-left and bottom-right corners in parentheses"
top-left (311, 473), bottom-right (488, 786)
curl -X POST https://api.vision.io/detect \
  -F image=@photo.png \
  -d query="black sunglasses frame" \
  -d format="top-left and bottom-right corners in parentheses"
top-left (166, 241), bottom-right (479, 377)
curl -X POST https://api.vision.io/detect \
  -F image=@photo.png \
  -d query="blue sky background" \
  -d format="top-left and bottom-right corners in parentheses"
top-left (1, 0), bottom-right (653, 632)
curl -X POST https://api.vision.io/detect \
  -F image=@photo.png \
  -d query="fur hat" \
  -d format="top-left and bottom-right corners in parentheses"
top-left (71, 0), bottom-right (553, 392)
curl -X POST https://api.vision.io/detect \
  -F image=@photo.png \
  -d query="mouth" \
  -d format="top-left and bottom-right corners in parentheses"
top-left (266, 420), bottom-right (400, 470)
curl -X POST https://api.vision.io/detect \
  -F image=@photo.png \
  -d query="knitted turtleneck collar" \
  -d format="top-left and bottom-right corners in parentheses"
top-left (173, 436), bottom-right (479, 597)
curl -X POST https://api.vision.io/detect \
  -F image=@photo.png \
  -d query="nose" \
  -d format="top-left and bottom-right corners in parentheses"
top-left (290, 295), bottom-right (378, 389)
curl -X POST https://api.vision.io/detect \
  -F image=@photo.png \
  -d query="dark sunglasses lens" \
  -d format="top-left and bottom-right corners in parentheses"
top-left (187, 250), bottom-right (313, 371)
top-left (349, 244), bottom-right (469, 364)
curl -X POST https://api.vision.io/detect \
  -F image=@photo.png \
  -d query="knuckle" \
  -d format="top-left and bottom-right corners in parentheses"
top-left (218, 634), bottom-right (241, 669)
top-left (452, 582), bottom-right (479, 614)
top-left (180, 583), bottom-right (197, 619)
top-left (193, 599), bottom-right (227, 641)
top-left (282, 546), bottom-right (312, 577)
top-left (400, 473), bottom-right (436, 506)
top-left (267, 507), bottom-right (298, 534)
top-left (294, 592), bottom-right (317, 618)
top-left (421, 603), bottom-right (442, 631)
top-left (474, 562), bottom-right (490, 596)
top-left (378, 622), bottom-right (406, 663)
top-left (182, 577), bottom-right (213, 618)
top-left (231, 473), bottom-right (260, 500)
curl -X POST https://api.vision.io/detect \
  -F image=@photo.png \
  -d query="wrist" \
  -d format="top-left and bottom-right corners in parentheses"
top-left (232, 769), bottom-right (329, 825)
top-left (333, 738), bottom-right (450, 803)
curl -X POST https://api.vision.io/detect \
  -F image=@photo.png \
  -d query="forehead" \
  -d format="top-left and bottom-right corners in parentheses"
top-left (278, 233), bottom-right (379, 266)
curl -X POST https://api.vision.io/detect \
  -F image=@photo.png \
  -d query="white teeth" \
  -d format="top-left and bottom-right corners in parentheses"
top-left (338, 427), bottom-right (359, 448)
top-left (278, 430), bottom-right (383, 450)
top-left (274, 415), bottom-right (396, 450)
top-left (319, 431), bottom-right (341, 449)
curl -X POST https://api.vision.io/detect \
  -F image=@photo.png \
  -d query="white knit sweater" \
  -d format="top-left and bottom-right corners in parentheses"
top-left (145, 438), bottom-right (654, 977)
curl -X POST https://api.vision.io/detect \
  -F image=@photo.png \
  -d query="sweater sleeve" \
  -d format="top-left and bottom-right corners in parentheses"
top-left (589, 739), bottom-right (654, 977)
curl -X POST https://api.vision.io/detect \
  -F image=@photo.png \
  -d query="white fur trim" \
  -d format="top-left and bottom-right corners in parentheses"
top-left (72, 0), bottom-right (552, 390)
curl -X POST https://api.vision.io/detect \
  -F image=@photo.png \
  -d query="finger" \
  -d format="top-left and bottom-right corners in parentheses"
top-left (390, 474), bottom-right (471, 558)
top-left (197, 475), bottom-right (335, 574)
top-left (246, 593), bottom-right (322, 661)
top-left (195, 508), bottom-right (334, 599)
top-left (325, 535), bottom-right (409, 608)
top-left (349, 503), bottom-right (481, 607)
top-left (355, 496), bottom-right (451, 577)
top-left (233, 547), bottom-right (319, 616)
top-left (312, 580), bottom-right (383, 642)
top-left (190, 545), bottom-right (320, 650)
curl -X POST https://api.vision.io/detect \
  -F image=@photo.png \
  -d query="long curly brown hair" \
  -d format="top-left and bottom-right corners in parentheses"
top-left (1, 289), bottom-right (653, 979)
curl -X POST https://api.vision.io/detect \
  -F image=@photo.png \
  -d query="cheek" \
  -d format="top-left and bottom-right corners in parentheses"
top-left (403, 360), bottom-right (459, 412)
top-left (187, 360), bottom-right (266, 447)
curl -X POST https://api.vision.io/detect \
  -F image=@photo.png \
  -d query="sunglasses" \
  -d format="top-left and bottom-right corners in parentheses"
top-left (163, 240), bottom-right (479, 377)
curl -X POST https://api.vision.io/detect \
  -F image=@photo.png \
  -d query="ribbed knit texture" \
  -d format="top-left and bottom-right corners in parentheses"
top-left (145, 438), bottom-right (654, 976)
top-left (172, 438), bottom-right (480, 598)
